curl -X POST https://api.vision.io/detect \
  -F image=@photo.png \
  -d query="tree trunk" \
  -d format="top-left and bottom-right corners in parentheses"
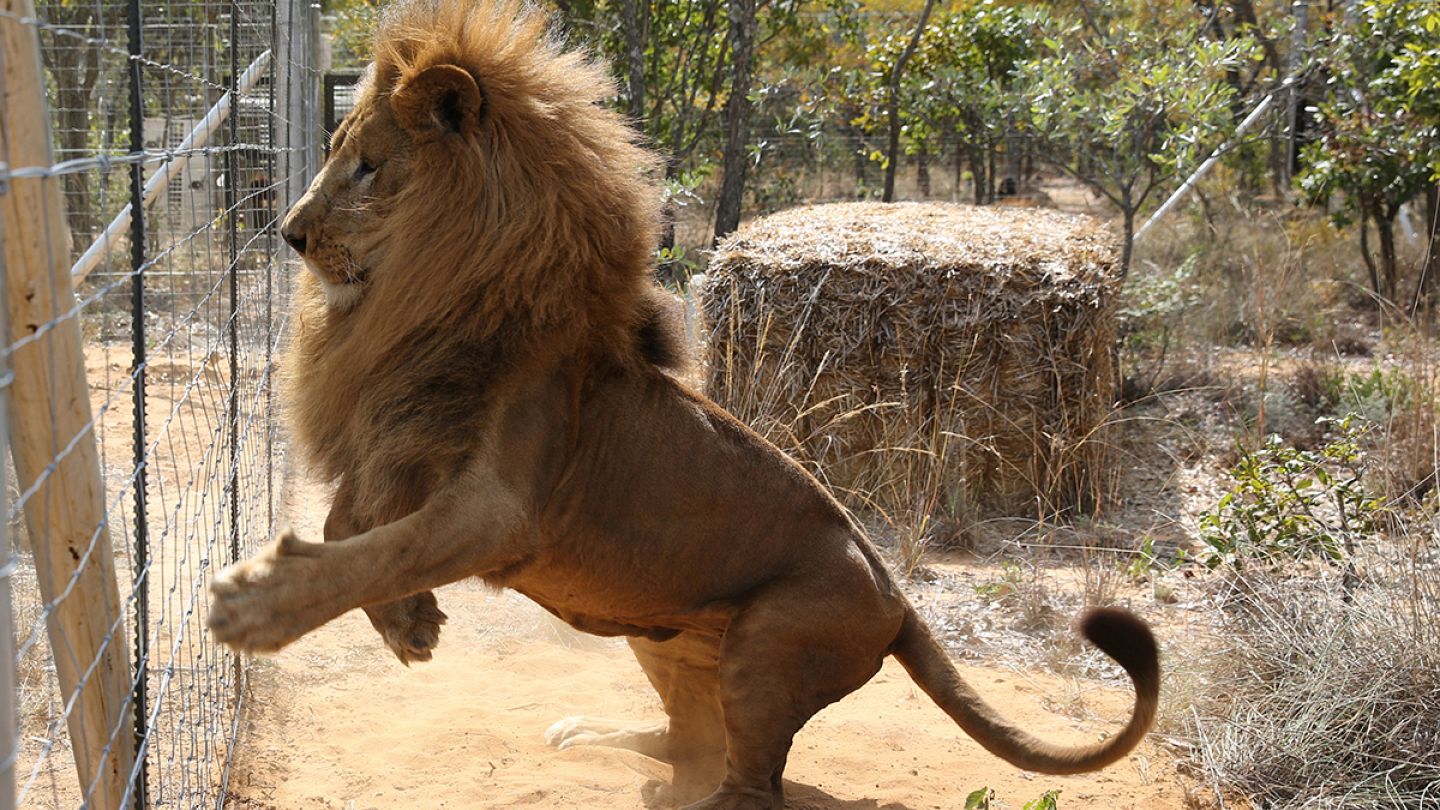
top-left (883, 0), bottom-right (938, 202)
top-left (1417, 182), bottom-right (1440, 309)
top-left (953, 137), bottom-right (964, 201)
top-left (713, 0), bottom-right (758, 243)
top-left (654, 159), bottom-right (681, 284)
top-left (44, 33), bottom-right (105, 253)
top-left (56, 101), bottom-right (97, 254)
top-left (1020, 134), bottom-right (1034, 189)
top-left (1358, 208), bottom-right (1381, 298)
top-left (1120, 206), bottom-right (1136, 280)
top-left (970, 154), bottom-right (985, 205)
top-left (621, 0), bottom-right (647, 123)
top-left (1377, 206), bottom-right (1399, 301)
top-left (854, 138), bottom-right (870, 195)
top-left (916, 141), bottom-right (930, 198)
top-left (987, 145), bottom-right (997, 203)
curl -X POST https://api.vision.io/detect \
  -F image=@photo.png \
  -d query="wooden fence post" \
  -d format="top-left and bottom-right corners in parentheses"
top-left (0, 0), bottom-right (138, 807)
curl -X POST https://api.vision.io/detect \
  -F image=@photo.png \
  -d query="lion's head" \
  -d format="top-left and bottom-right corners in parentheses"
top-left (281, 0), bottom-right (663, 354)
top-left (281, 0), bottom-right (682, 495)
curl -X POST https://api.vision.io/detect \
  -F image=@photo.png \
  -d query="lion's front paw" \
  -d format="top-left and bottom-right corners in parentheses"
top-left (365, 591), bottom-right (447, 665)
top-left (208, 531), bottom-right (337, 653)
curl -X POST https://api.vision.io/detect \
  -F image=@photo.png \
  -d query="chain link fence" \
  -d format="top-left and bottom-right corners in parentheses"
top-left (0, 0), bottom-right (320, 803)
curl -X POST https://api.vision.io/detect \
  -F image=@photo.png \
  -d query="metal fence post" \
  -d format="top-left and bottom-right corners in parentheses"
top-left (276, 0), bottom-right (317, 213)
top-left (125, 0), bottom-right (151, 800)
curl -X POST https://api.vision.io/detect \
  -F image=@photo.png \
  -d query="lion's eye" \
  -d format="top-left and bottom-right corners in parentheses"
top-left (354, 159), bottom-right (377, 181)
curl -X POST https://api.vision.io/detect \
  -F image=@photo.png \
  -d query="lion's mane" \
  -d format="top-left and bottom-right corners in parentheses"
top-left (284, 0), bottom-right (666, 526)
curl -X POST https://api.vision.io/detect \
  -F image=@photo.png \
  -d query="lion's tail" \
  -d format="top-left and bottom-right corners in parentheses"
top-left (891, 606), bottom-right (1159, 775)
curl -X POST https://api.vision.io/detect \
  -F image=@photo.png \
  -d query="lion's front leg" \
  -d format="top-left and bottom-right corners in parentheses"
top-left (209, 466), bottom-right (527, 654)
top-left (325, 488), bottom-right (447, 664)
top-left (362, 592), bottom-right (447, 664)
top-left (209, 531), bottom-right (349, 653)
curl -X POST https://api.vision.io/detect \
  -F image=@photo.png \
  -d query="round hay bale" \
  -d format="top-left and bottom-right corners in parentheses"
top-left (698, 201), bottom-right (1120, 529)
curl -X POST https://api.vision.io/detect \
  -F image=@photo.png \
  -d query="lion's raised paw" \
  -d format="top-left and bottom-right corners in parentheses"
top-left (365, 591), bottom-right (447, 665)
top-left (209, 531), bottom-right (333, 653)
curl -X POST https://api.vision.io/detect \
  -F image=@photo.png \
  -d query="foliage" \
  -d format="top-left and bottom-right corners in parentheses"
top-left (1021, 2), bottom-right (1255, 275)
top-left (1391, 3), bottom-right (1440, 181)
top-left (1331, 367), bottom-right (1420, 423)
top-left (1022, 790), bottom-right (1062, 810)
top-left (964, 787), bottom-right (993, 810)
top-left (552, 0), bottom-right (834, 181)
top-left (1121, 534), bottom-right (1163, 583)
top-left (327, 0), bottom-right (384, 67)
top-left (962, 786), bottom-right (1060, 810)
top-left (851, 2), bottom-right (1043, 202)
top-left (974, 559), bottom-right (1024, 602)
top-left (1117, 252), bottom-right (1199, 353)
top-left (1297, 0), bottom-right (1439, 299)
top-left (1199, 416), bottom-right (1384, 570)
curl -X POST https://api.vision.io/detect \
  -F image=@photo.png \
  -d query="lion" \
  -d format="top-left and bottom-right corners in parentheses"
top-left (206, 1), bottom-right (1160, 808)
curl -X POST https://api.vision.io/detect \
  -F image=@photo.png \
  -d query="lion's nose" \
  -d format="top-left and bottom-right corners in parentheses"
top-left (282, 227), bottom-right (307, 255)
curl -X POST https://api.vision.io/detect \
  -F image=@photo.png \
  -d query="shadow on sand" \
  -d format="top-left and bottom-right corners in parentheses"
top-left (639, 778), bottom-right (915, 810)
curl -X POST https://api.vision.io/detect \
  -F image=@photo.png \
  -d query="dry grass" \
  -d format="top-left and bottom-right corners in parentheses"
top-left (697, 202), bottom-right (1122, 549)
top-left (1183, 319), bottom-right (1440, 808)
top-left (1129, 201), bottom-right (1373, 356)
top-left (1191, 550), bottom-right (1440, 808)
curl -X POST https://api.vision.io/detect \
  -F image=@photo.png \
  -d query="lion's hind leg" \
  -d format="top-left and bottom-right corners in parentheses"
top-left (546, 634), bottom-right (726, 808)
top-left (684, 583), bottom-right (898, 810)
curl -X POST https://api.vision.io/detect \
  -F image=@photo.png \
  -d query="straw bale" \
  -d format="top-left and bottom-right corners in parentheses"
top-left (698, 202), bottom-right (1120, 527)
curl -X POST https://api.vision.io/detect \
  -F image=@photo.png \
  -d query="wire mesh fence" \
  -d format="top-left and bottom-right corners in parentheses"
top-left (0, 0), bottom-right (319, 803)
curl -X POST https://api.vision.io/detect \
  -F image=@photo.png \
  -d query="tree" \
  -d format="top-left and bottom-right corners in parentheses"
top-left (850, 2), bottom-right (1044, 206)
top-left (37, 0), bottom-right (123, 252)
top-left (1392, 0), bottom-right (1440, 302)
top-left (1298, 0), bottom-right (1439, 304)
top-left (921, 2), bottom-right (1041, 204)
top-left (714, 0), bottom-right (760, 241)
top-left (1021, 5), bottom-right (1253, 277)
top-left (620, 0), bottom-right (649, 122)
top-left (881, 0), bottom-right (938, 202)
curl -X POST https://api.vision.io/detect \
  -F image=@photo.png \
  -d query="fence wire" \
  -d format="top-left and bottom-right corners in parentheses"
top-left (0, 0), bottom-right (319, 803)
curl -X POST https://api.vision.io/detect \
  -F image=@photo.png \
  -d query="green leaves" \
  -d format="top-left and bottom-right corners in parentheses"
top-left (1015, 1), bottom-right (1254, 274)
top-left (1298, 0), bottom-right (1439, 228)
top-left (851, 2), bottom-right (1044, 165)
top-left (1200, 416), bottom-right (1384, 571)
top-left (1023, 790), bottom-right (1062, 810)
top-left (1024, 15), bottom-right (1247, 189)
top-left (963, 785), bottom-right (1061, 809)
top-left (964, 787), bottom-right (993, 810)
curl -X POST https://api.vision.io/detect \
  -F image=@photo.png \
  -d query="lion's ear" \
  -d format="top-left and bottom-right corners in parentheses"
top-left (391, 64), bottom-right (484, 139)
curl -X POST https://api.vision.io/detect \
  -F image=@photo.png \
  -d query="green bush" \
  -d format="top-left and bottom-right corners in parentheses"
top-left (1332, 368), bottom-right (1419, 423)
top-left (1199, 416), bottom-right (1383, 569)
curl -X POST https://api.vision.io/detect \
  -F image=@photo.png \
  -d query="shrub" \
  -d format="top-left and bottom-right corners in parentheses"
top-left (1198, 416), bottom-right (1383, 570)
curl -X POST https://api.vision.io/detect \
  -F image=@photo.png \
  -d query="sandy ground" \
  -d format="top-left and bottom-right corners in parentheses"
top-left (223, 475), bottom-right (1195, 810)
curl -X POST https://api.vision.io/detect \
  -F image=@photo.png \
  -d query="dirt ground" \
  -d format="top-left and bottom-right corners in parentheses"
top-left (225, 476), bottom-right (1196, 810)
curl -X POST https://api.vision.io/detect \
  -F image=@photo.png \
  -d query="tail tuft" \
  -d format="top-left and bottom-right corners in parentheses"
top-left (1079, 607), bottom-right (1158, 683)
